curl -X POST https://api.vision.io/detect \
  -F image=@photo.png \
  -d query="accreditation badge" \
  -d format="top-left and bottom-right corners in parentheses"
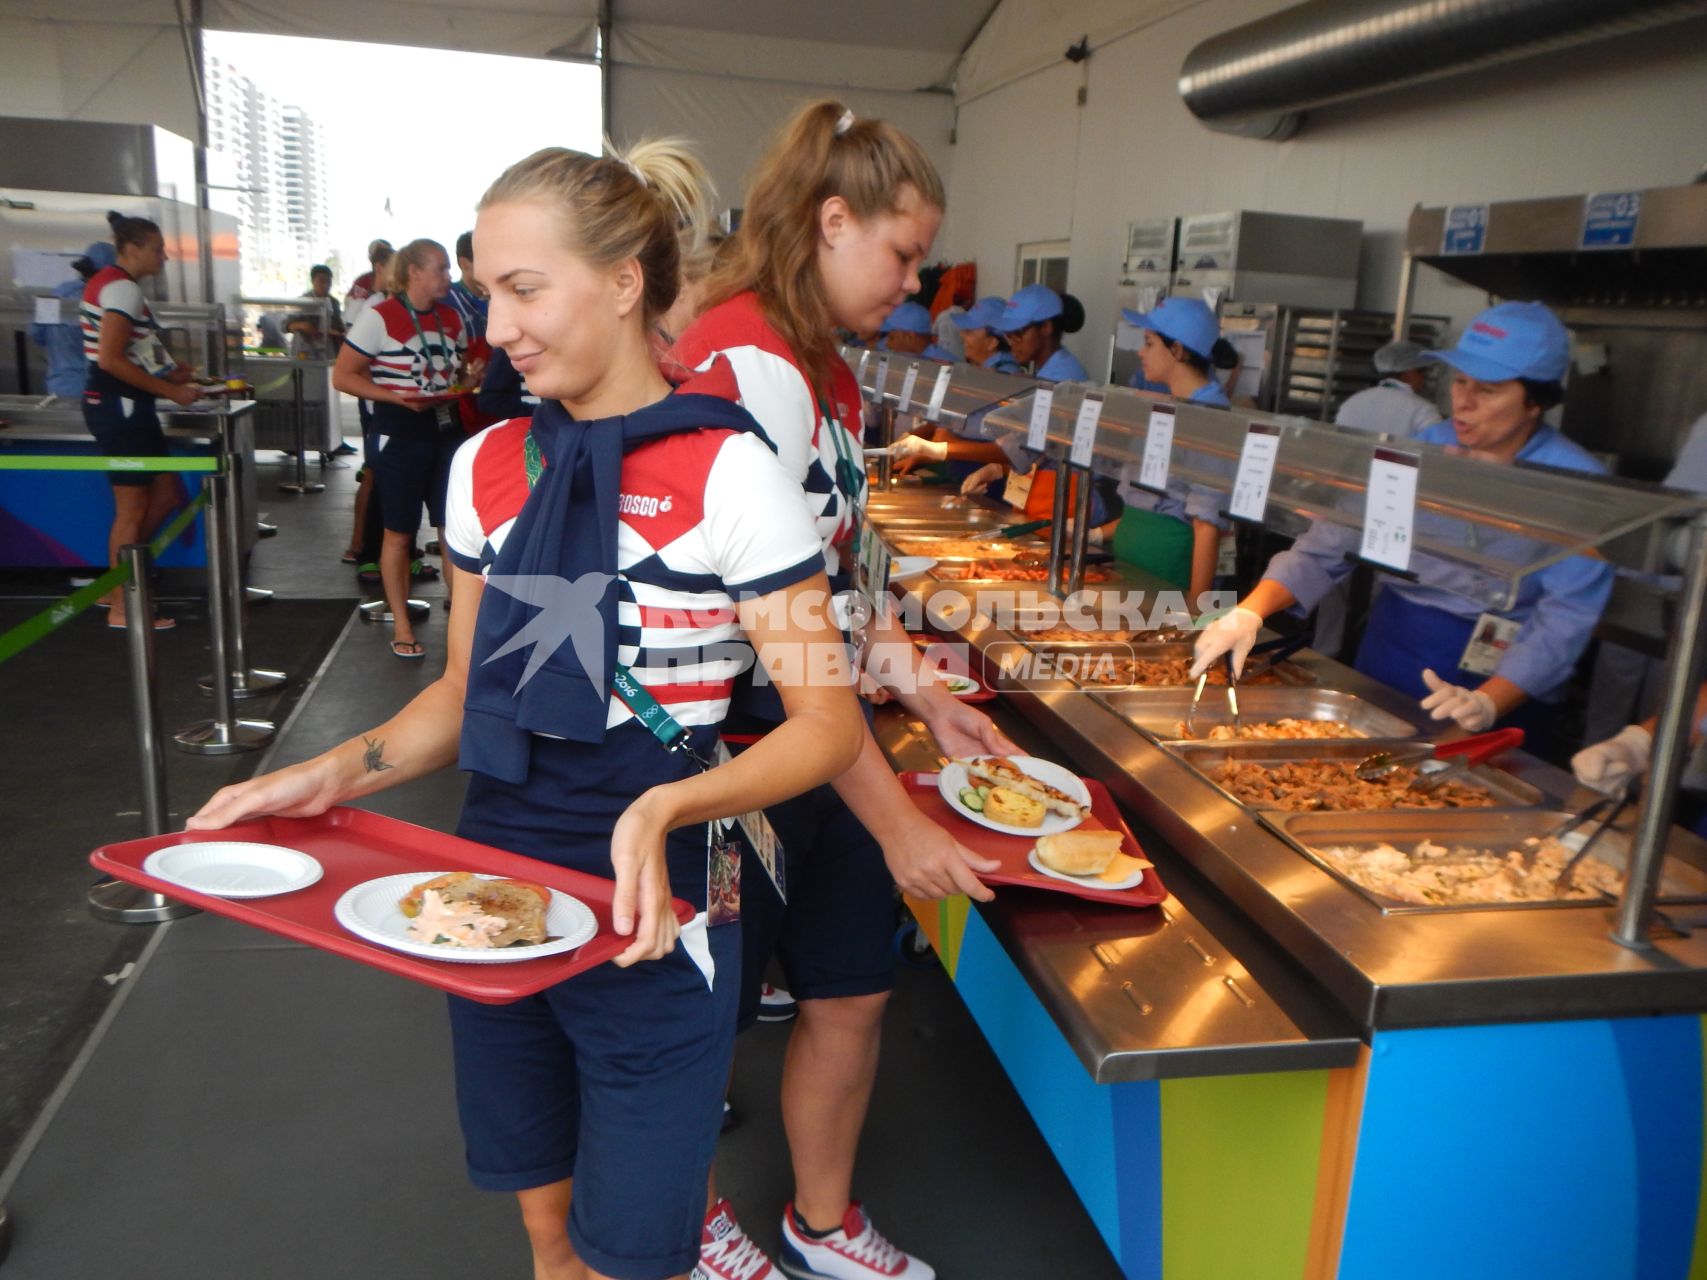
top-left (1458, 612), bottom-right (1522, 677)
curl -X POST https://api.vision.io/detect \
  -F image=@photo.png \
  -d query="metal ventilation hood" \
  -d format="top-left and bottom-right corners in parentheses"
top-left (1404, 183), bottom-right (1707, 311)
top-left (1179, 0), bottom-right (1707, 140)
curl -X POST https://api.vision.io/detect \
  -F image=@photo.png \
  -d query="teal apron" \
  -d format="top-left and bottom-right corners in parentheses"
top-left (1113, 506), bottom-right (1191, 589)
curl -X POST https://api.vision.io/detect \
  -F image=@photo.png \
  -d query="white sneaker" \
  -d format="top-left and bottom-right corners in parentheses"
top-left (757, 981), bottom-right (799, 1022)
top-left (698, 1198), bottom-right (777, 1280)
top-left (778, 1202), bottom-right (934, 1280)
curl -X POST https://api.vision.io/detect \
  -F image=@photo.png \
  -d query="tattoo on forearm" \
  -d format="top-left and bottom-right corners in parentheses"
top-left (362, 736), bottom-right (394, 773)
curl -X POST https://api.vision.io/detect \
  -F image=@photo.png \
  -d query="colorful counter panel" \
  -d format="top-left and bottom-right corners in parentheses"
top-left (0, 437), bottom-right (211, 568)
top-left (916, 895), bottom-right (1707, 1279)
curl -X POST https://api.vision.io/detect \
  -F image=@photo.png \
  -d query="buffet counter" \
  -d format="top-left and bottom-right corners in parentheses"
top-left (0, 394), bottom-right (257, 568)
top-left (864, 483), bottom-right (1707, 1280)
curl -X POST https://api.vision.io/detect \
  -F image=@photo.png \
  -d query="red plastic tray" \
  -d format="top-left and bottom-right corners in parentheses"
top-left (89, 807), bottom-right (695, 1004)
top-left (899, 771), bottom-right (1168, 908)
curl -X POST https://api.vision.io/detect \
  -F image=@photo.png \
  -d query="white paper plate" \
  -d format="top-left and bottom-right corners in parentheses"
top-left (890, 555), bottom-right (937, 581)
top-left (933, 671), bottom-right (982, 698)
top-left (938, 756), bottom-right (1089, 837)
top-left (334, 872), bottom-right (597, 964)
top-left (1026, 848), bottom-right (1144, 891)
top-left (142, 841), bottom-right (323, 898)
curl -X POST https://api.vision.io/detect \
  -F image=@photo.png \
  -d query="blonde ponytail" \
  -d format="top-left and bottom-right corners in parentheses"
top-left (480, 138), bottom-right (715, 326)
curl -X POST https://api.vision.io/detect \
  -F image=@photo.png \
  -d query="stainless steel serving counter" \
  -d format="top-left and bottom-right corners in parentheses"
top-left (868, 487), bottom-right (1707, 1056)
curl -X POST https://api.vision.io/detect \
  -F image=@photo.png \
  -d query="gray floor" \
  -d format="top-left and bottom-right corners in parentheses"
top-left (0, 418), bottom-right (1124, 1279)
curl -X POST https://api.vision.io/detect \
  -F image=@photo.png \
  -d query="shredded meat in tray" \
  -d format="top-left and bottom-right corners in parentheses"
top-left (1215, 759), bottom-right (1497, 811)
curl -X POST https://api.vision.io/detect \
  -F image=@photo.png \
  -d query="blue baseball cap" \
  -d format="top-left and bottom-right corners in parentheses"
top-left (992, 284), bottom-right (1064, 334)
top-left (879, 301), bottom-right (933, 335)
top-left (951, 296), bottom-right (1009, 332)
top-left (1120, 297), bottom-right (1219, 362)
top-left (1422, 301), bottom-right (1570, 383)
top-left (82, 241), bottom-right (117, 270)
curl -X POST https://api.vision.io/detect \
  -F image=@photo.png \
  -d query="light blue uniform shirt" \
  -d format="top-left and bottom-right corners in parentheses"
top-left (922, 342), bottom-right (959, 364)
top-left (1263, 422), bottom-right (1615, 700)
top-left (30, 278), bottom-right (89, 397)
top-left (1036, 347), bottom-right (1089, 383)
top-left (983, 352), bottom-right (1024, 376)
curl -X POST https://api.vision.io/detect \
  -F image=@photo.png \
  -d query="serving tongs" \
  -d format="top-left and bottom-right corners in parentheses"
top-left (969, 518), bottom-right (1051, 543)
top-left (1354, 727), bottom-right (1526, 790)
top-left (1553, 792), bottom-right (1633, 893)
top-left (1184, 652), bottom-right (1240, 738)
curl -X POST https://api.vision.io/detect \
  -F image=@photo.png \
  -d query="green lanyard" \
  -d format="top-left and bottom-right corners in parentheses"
top-left (519, 428), bottom-right (711, 769)
top-left (400, 298), bottom-right (451, 389)
top-left (820, 395), bottom-right (864, 513)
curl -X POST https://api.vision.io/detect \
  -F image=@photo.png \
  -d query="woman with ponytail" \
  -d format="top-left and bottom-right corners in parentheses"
top-left (676, 100), bottom-right (1012, 1280)
top-left (80, 210), bottom-right (202, 630)
top-left (188, 140), bottom-right (863, 1280)
top-left (335, 237), bottom-right (480, 658)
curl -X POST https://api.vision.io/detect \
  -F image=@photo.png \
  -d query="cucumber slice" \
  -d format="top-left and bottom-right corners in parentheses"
top-left (959, 787), bottom-right (985, 812)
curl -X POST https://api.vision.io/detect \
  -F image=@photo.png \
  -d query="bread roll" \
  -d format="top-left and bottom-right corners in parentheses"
top-left (985, 786), bottom-right (1045, 828)
top-left (1035, 829), bottom-right (1125, 876)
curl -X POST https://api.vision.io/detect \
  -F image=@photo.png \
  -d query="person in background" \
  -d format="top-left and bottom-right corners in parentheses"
top-left (877, 301), bottom-right (955, 363)
top-left (335, 238), bottom-right (476, 660)
top-left (680, 98), bottom-right (1014, 1280)
top-left (1335, 340), bottom-right (1438, 437)
top-left (188, 139), bottom-right (865, 1280)
top-left (1192, 301), bottom-right (1614, 753)
top-left (343, 238), bottom-right (396, 569)
top-left (931, 301), bottom-right (965, 361)
top-left (994, 283), bottom-right (1087, 382)
top-left (952, 295), bottom-right (1021, 375)
top-left (1573, 684), bottom-right (1707, 798)
top-left (444, 230), bottom-right (488, 341)
top-left (286, 264), bottom-right (346, 362)
top-left (476, 346), bottom-right (534, 421)
top-left (1104, 297), bottom-right (1234, 604)
top-left (31, 242), bottom-right (114, 397)
top-left (80, 210), bottom-right (201, 631)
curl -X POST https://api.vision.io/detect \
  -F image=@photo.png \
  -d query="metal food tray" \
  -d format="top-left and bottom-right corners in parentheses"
top-left (1059, 643), bottom-right (1315, 690)
top-left (1169, 739), bottom-right (1543, 812)
top-left (1268, 809), bottom-right (1707, 915)
top-left (1094, 687), bottom-right (1418, 743)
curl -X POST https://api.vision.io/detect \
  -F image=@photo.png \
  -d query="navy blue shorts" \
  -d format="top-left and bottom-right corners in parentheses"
top-left (446, 925), bottom-right (736, 1280)
top-left (82, 390), bottom-right (167, 488)
top-left (372, 427), bottom-right (456, 533)
top-left (735, 777), bottom-right (897, 1031)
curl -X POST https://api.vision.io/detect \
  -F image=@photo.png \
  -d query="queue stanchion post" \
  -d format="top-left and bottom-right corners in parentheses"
top-left (89, 543), bottom-right (197, 923)
top-left (176, 470), bottom-right (274, 754)
top-left (279, 363), bottom-right (324, 495)
top-left (200, 411), bottom-right (285, 700)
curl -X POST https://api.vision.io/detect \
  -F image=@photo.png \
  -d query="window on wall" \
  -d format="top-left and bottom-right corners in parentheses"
top-left (1016, 240), bottom-right (1070, 293)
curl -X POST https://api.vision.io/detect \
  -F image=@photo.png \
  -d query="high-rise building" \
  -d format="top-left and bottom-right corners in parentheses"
top-left (205, 56), bottom-right (329, 295)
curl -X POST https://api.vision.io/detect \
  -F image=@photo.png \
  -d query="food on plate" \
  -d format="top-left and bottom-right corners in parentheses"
top-left (1034, 829), bottom-right (1124, 875)
top-left (1024, 624), bottom-right (1194, 643)
top-left (398, 872), bottom-right (549, 948)
top-left (944, 676), bottom-right (976, 695)
top-left (1179, 718), bottom-right (1362, 741)
top-left (1214, 760), bottom-right (1496, 812)
top-left (961, 756), bottom-right (1089, 819)
top-left (983, 786), bottom-right (1045, 827)
top-left (1314, 837), bottom-right (1622, 905)
top-left (1077, 658), bottom-right (1292, 688)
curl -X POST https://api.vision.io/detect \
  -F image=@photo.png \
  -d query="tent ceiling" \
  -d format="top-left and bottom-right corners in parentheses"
top-left (2, 0), bottom-right (997, 90)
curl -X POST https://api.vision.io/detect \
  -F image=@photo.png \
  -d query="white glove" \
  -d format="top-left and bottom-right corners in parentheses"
top-left (960, 462), bottom-right (1005, 496)
top-left (1571, 724), bottom-right (1653, 793)
top-left (1087, 526), bottom-right (1107, 548)
top-left (1190, 606), bottom-right (1263, 679)
top-left (890, 434), bottom-right (948, 464)
top-left (1419, 669), bottom-right (1497, 733)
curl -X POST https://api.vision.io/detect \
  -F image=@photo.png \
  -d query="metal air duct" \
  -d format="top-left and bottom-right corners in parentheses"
top-left (1179, 0), bottom-right (1707, 139)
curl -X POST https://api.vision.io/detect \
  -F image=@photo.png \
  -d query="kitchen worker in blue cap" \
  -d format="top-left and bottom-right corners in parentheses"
top-left (889, 296), bottom-right (1025, 489)
top-left (31, 241), bottom-right (116, 396)
top-left (878, 300), bottom-right (957, 363)
top-left (1191, 300), bottom-right (1613, 753)
top-left (1102, 297), bottom-right (1235, 604)
top-left (994, 283), bottom-right (1088, 382)
top-left (953, 295), bottom-right (1023, 375)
